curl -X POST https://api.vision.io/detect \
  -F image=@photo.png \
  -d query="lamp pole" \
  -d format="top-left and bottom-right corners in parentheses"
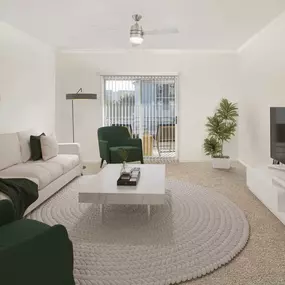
top-left (71, 99), bottom-right (74, 143)
top-left (66, 88), bottom-right (97, 172)
top-left (71, 88), bottom-right (83, 143)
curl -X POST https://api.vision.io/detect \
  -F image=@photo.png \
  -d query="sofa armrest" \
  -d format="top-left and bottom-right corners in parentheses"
top-left (117, 138), bottom-right (143, 149)
top-left (126, 138), bottom-right (143, 149)
top-left (0, 222), bottom-right (75, 285)
top-left (58, 143), bottom-right (81, 157)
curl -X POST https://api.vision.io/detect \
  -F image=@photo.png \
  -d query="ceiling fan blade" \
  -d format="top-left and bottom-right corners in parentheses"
top-left (144, 27), bottom-right (179, 35)
top-left (90, 24), bottom-right (120, 32)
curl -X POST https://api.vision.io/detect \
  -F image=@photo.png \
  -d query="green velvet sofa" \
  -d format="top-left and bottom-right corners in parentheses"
top-left (0, 200), bottom-right (75, 285)
top-left (98, 126), bottom-right (144, 168)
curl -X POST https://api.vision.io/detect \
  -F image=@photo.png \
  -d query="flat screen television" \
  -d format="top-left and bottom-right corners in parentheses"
top-left (270, 107), bottom-right (285, 164)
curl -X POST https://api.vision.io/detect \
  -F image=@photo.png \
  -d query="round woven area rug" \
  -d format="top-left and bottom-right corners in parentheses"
top-left (28, 179), bottom-right (249, 285)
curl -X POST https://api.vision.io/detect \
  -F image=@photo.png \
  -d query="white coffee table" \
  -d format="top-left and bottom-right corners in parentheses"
top-left (78, 164), bottom-right (166, 219)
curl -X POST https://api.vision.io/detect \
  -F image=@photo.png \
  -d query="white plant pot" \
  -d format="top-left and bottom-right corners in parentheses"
top-left (212, 157), bottom-right (231, 169)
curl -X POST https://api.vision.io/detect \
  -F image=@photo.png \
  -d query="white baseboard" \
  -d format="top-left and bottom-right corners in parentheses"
top-left (179, 159), bottom-right (210, 163)
top-left (83, 160), bottom-right (101, 165)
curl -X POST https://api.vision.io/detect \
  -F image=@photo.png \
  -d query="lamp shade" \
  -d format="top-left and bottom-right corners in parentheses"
top-left (66, 93), bottom-right (97, 100)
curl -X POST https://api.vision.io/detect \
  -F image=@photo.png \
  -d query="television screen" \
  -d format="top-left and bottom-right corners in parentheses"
top-left (270, 107), bottom-right (285, 164)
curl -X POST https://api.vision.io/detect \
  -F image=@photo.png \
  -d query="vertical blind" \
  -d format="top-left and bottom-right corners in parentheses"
top-left (103, 75), bottom-right (177, 161)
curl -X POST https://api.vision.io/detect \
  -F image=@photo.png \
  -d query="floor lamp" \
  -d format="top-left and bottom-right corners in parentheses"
top-left (66, 88), bottom-right (97, 143)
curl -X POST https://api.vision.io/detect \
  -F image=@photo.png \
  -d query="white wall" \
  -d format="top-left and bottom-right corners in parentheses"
top-left (56, 51), bottom-right (239, 162)
top-left (239, 12), bottom-right (285, 167)
top-left (0, 22), bottom-right (55, 134)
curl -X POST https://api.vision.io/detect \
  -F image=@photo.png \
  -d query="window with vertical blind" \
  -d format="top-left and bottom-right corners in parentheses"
top-left (102, 75), bottom-right (178, 161)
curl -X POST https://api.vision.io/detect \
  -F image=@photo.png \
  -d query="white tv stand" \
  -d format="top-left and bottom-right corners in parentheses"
top-left (247, 165), bottom-right (285, 225)
top-left (268, 164), bottom-right (285, 172)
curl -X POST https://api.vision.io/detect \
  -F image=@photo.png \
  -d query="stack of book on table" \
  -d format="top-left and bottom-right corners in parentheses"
top-left (117, 167), bottom-right (141, 186)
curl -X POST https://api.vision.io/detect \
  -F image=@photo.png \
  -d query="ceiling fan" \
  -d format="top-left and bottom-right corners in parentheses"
top-left (130, 14), bottom-right (179, 46)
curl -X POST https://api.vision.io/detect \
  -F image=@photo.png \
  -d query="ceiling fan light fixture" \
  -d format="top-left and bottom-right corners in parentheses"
top-left (130, 34), bottom-right (144, 45)
top-left (130, 20), bottom-right (144, 45)
top-left (129, 14), bottom-right (179, 46)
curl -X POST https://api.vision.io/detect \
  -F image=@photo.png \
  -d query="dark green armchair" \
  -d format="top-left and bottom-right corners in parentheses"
top-left (0, 199), bottom-right (75, 285)
top-left (98, 126), bottom-right (144, 168)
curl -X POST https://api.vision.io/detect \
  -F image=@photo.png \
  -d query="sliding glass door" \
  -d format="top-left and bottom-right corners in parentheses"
top-left (102, 75), bottom-right (178, 162)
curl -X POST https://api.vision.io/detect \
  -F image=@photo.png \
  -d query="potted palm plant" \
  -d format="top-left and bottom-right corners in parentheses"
top-left (203, 98), bottom-right (238, 169)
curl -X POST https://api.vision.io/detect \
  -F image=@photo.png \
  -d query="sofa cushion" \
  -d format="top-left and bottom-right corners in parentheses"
top-left (17, 129), bottom-right (34, 163)
top-left (48, 154), bottom-right (80, 174)
top-left (30, 133), bottom-right (45, 161)
top-left (41, 135), bottom-right (59, 161)
top-left (0, 133), bottom-right (21, 171)
top-left (0, 161), bottom-right (63, 190)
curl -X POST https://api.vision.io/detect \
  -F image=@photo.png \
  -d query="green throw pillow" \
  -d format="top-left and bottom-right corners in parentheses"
top-left (30, 133), bottom-right (45, 160)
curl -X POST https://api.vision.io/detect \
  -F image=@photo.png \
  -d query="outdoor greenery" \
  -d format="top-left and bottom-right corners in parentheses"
top-left (203, 98), bottom-right (238, 158)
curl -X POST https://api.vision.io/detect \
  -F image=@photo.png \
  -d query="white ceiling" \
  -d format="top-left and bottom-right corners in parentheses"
top-left (1, 0), bottom-right (285, 50)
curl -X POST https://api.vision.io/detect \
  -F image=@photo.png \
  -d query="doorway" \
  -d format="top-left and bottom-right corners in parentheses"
top-left (102, 75), bottom-right (178, 162)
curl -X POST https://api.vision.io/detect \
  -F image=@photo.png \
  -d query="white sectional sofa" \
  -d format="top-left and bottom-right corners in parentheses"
top-left (0, 132), bottom-right (82, 214)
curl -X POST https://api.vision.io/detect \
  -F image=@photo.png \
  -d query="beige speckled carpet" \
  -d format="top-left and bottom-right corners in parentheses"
top-left (83, 161), bottom-right (285, 285)
top-left (29, 178), bottom-right (249, 284)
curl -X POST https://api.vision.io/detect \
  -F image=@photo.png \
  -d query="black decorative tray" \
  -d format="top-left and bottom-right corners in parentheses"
top-left (117, 167), bottom-right (141, 186)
